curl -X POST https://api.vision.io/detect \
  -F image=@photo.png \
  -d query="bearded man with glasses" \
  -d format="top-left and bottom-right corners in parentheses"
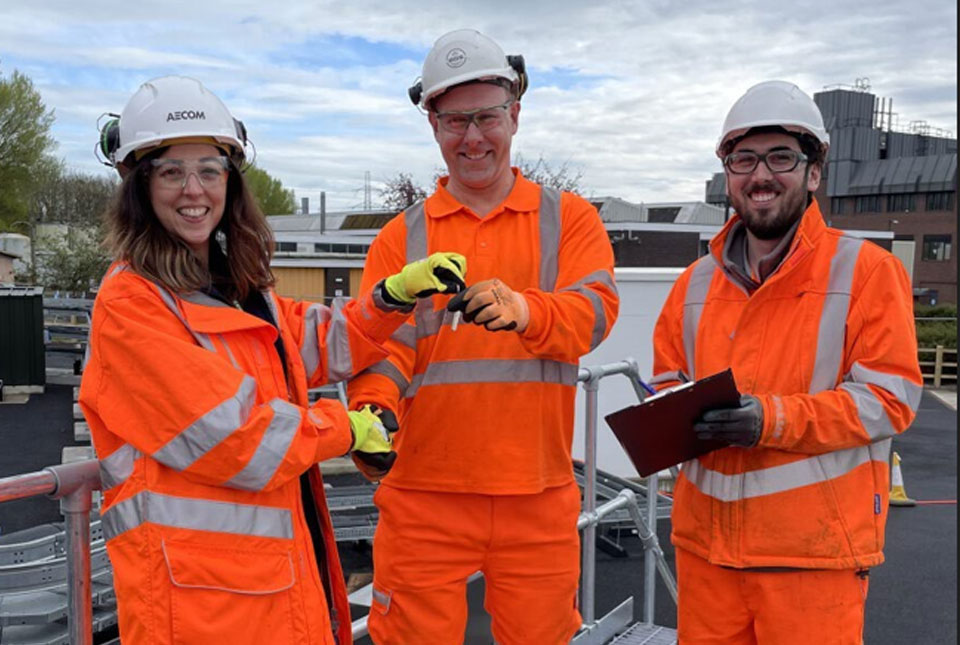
top-left (347, 28), bottom-right (619, 645)
top-left (650, 81), bottom-right (922, 644)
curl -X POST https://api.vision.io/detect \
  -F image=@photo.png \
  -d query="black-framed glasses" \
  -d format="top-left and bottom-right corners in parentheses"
top-left (434, 100), bottom-right (514, 134)
top-left (150, 157), bottom-right (230, 190)
top-left (723, 149), bottom-right (808, 175)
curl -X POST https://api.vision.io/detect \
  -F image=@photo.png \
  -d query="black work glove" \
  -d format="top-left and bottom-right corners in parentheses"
top-left (351, 405), bottom-right (400, 481)
top-left (694, 395), bottom-right (763, 447)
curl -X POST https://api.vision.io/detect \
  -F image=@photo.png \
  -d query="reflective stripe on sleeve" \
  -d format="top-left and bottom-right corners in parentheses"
top-left (391, 323), bottom-right (417, 349)
top-left (300, 304), bottom-right (332, 379)
top-left (151, 283), bottom-right (217, 352)
top-left (152, 376), bottom-right (257, 471)
top-left (405, 201), bottom-right (427, 263)
top-left (683, 440), bottom-right (889, 502)
top-left (359, 360), bottom-right (411, 396)
top-left (325, 297), bottom-right (354, 382)
top-left (838, 363), bottom-right (923, 441)
top-left (682, 255), bottom-right (717, 381)
top-left (225, 399), bottom-right (302, 491)
top-left (405, 358), bottom-right (578, 398)
top-left (538, 186), bottom-right (561, 291)
top-left (101, 491), bottom-right (294, 541)
top-left (99, 443), bottom-right (140, 491)
top-left (560, 270), bottom-right (617, 350)
top-left (650, 371), bottom-right (688, 386)
top-left (810, 236), bottom-right (863, 394)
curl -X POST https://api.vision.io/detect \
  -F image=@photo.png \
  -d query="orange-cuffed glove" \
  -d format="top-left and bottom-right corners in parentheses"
top-left (445, 278), bottom-right (530, 332)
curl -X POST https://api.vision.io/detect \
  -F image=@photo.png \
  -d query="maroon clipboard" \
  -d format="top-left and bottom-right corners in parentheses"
top-left (604, 368), bottom-right (741, 477)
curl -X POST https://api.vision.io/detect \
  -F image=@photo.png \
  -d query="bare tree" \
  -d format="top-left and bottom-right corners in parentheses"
top-left (514, 154), bottom-right (585, 195)
top-left (379, 172), bottom-right (429, 211)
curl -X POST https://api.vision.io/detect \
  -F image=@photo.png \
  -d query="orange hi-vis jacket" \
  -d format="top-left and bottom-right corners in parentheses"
top-left (652, 199), bottom-right (922, 570)
top-left (348, 171), bottom-right (619, 494)
top-left (79, 262), bottom-right (411, 645)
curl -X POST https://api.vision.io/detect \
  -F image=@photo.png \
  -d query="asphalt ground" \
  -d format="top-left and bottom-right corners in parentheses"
top-left (1, 387), bottom-right (955, 643)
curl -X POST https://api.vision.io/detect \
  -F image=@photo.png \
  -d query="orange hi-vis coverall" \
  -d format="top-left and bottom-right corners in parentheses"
top-left (348, 170), bottom-right (619, 644)
top-left (652, 199), bottom-right (922, 643)
top-left (79, 262), bottom-right (412, 645)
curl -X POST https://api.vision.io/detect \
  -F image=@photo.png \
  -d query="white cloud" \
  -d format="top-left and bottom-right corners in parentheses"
top-left (1, 0), bottom-right (955, 210)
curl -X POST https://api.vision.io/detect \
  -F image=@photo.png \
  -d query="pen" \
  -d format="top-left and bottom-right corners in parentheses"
top-left (637, 377), bottom-right (657, 397)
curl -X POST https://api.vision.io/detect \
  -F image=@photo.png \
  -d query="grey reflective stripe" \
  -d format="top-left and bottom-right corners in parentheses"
top-left (405, 201), bottom-right (427, 263)
top-left (325, 297), bottom-right (354, 381)
top-left (539, 186), bottom-right (562, 291)
top-left (414, 306), bottom-right (448, 339)
top-left (561, 270), bottom-right (616, 350)
top-left (361, 360), bottom-right (410, 395)
top-left (406, 358), bottom-right (578, 398)
top-left (810, 236), bottom-right (863, 393)
top-left (839, 363), bottom-right (922, 441)
top-left (99, 443), bottom-right (140, 491)
top-left (300, 303), bottom-right (332, 378)
top-left (101, 491), bottom-right (294, 541)
top-left (225, 399), bottom-right (301, 491)
top-left (151, 283), bottom-right (216, 352)
top-left (106, 264), bottom-right (128, 281)
top-left (682, 255), bottom-right (717, 380)
top-left (153, 376), bottom-right (257, 471)
top-left (650, 371), bottom-right (688, 386)
top-left (684, 442), bottom-right (879, 502)
top-left (217, 334), bottom-right (241, 369)
top-left (847, 362), bottom-right (923, 412)
top-left (180, 290), bottom-right (233, 308)
top-left (391, 323), bottom-right (417, 349)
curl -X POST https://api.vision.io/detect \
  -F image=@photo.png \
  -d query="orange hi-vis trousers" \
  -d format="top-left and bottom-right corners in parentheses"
top-left (676, 547), bottom-right (869, 645)
top-left (368, 482), bottom-right (583, 645)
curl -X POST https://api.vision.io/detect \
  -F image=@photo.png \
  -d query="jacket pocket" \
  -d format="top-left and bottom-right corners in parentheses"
top-left (163, 540), bottom-right (300, 645)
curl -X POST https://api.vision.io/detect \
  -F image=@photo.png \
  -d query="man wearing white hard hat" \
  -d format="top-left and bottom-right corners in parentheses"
top-left (650, 81), bottom-right (922, 643)
top-left (348, 29), bottom-right (619, 644)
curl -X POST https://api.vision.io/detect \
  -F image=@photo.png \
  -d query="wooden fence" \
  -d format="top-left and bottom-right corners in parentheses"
top-left (919, 346), bottom-right (958, 387)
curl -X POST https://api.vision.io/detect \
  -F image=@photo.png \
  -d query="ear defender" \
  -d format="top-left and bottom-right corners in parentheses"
top-left (507, 55), bottom-right (528, 99)
top-left (97, 115), bottom-right (121, 166)
top-left (408, 81), bottom-right (423, 106)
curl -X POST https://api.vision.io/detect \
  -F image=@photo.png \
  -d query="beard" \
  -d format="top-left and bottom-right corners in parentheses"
top-left (728, 179), bottom-right (808, 241)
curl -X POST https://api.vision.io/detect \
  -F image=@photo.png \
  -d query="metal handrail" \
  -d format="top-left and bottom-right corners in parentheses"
top-left (0, 460), bottom-right (101, 645)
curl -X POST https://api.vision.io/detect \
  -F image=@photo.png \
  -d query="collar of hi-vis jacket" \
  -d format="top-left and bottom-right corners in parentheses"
top-left (709, 198), bottom-right (828, 294)
top-left (424, 167), bottom-right (540, 219)
top-left (171, 288), bottom-right (281, 339)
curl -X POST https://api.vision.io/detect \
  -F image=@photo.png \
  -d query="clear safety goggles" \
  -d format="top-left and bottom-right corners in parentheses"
top-left (434, 100), bottom-right (514, 134)
top-left (150, 157), bottom-right (230, 190)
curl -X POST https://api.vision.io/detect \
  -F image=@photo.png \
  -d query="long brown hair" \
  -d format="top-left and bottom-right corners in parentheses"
top-left (104, 149), bottom-right (275, 302)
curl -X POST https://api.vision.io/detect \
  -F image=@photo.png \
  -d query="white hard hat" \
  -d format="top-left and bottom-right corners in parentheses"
top-left (409, 29), bottom-right (527, 108)
top-left (716, 80), bottom-right (829, 158)
top-left (106, 76), bottom-right (248, 168)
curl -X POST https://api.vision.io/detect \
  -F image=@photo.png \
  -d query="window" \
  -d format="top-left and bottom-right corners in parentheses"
top-left (275, 241), bottom-right (297, 252)
top-left (926, 192), bottom-right (955, 211)
top-left (347, 245), bottom-right (364, 254)
top-left (854, 195), bottom-right (882, 213)
top-left (831, 197), bottom-right (846, 215)
top-left (887, 193), bottom-right (915, 213)
top-left (922, 235), bottom-right (952, 261)
top-left (314, 243), bottom-right (332, 252)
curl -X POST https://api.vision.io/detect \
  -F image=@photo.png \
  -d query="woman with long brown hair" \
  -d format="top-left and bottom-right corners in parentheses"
top-left (79, 75), bottom-right (465, 645)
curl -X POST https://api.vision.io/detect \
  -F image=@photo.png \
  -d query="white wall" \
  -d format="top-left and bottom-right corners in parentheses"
top-left (572, 267), bottom-right (684, 478)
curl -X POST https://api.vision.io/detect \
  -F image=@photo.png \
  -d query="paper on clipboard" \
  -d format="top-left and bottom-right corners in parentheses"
top-left (604, 368), bottom-right (741, 477)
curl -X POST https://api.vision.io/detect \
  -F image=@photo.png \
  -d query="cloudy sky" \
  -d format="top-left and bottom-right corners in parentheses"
top-left (1, 1), bottom-right (956, 211)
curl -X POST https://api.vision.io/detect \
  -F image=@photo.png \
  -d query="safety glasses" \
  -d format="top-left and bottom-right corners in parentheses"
top-left (150, 157), bottom-right (230, 190)
top-left (434, 100), bottom-right (514, 134)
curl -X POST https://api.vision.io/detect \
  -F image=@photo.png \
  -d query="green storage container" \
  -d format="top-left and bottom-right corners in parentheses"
top-left (0, 287), bottom-right (45, 387)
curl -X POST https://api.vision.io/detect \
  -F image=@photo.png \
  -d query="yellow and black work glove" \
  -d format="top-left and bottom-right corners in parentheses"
top-left (694, 395), bottom-right (763, 447)
top-left (348, 404), bottom-right (399, 481)
top-left (383, 252), bottom-right (467, 304)
top-left (446, 278), bottom-right (530, 332)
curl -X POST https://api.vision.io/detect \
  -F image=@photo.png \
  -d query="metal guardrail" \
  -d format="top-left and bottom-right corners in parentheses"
top-left (0, 461), bottom-right (101, 645)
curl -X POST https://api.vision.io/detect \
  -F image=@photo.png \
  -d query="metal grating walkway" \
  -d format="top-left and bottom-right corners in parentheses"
top-left (608, 623), bottom-right (678, 644)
